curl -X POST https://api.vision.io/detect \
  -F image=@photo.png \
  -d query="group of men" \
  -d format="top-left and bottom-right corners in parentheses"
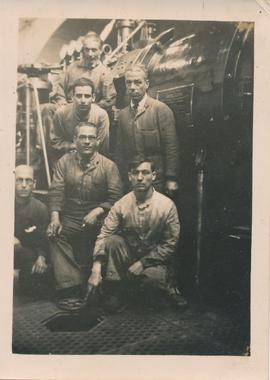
top-left (14, 31), bottom-right (186, 312)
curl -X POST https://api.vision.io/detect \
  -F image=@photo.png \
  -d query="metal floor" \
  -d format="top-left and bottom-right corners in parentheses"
top-left (12, 291), bottom-right (250, 355)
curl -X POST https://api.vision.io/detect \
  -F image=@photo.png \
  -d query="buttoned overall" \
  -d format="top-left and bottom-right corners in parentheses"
top-left (48, 152), bottom-right (123, 290)
top-left (93, 190), bottom-right (180, 290)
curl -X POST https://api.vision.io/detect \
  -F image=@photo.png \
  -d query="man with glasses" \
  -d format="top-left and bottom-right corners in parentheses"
top-left (14, 165), bottom-right (49, 292)
top-left (50, 77), bottom-right (109, 161)
top-left (47, 122), bottom-right (122, 308)
top-left (87, 156), bottom-right (187, 312)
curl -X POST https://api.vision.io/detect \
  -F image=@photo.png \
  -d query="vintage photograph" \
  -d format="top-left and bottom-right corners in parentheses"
top-left (12, 17), bottom-right (254, 356)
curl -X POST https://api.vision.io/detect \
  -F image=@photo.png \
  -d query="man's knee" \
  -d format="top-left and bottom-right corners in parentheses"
top-left (140, 265), bottom-right (168, 290)
top-left (105, 235), bottom-right (126, 251)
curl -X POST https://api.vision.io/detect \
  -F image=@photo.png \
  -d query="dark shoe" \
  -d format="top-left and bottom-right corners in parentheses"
top-left (101, 281), bottom-right (126, 313)
top-left (56, 285), bottom-right (84, 311)
top-left (56, 285), bottom-right (82, 300)
top-left (102, 294), bottom-right (126, 313)
top-left (166, 291), bottom-right (188, 310)
top-left (57, 297), bottom-right (86, 312)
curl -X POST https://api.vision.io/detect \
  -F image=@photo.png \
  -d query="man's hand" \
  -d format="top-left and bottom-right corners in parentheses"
top-left (47, 220), bottom-right (62, 238)
top-left (47, 212), bottom-right (62, 238)
top-left (31, 256), bottom-right (47, 274)
top-left (83, 207), bottom-right (104, 227)
top-left (128, 261), bottom-right (144, 277)
top-left (85, 261), bottom-right (102, 299)
top-left (165, 180), bottom-right (179, 197)
top-left (14, 236), bottom-right (21, 249)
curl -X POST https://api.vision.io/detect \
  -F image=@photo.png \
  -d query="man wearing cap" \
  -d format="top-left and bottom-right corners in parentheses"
top-left (14, 165), bottom-right (49, 292)
top-left (50, 77), bottom-right (110, 161)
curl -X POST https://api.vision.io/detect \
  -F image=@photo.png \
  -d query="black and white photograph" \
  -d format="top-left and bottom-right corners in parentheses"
top-left (0, 1), bottom-right (269, 379)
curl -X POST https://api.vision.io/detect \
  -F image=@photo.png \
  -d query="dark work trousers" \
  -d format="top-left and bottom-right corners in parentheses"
top-left (49, 215), bottom-right (100, 290)
top-left (104, 235), bottom-right (169, 291)
top-left (14, 246), bottom-right (50, 292)
top-left (14, 245), bottom-right (37, 273)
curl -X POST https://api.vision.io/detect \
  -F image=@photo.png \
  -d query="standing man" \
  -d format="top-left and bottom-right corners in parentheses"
top-left (39, 32), bottom-right (116, 165)
top-left (47, 122), bottom-right (122, 305)
top-left (51, 31), bottom-right (116, 111)
top-left (87, 157), bottom-right (187, 312)
top-left (116, 64), bottom-right (180, 196)
top-left (14, 165), bottom-right (49, 292)
top-left (50, 77), bottom-right (109, 161)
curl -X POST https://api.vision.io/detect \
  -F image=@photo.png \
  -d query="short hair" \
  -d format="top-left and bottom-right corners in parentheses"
top-left (72, 77), bottom-right (95, 94)
top-left (125, 64), bottom-right (149, 80)
top-left (74, 122), bottom-right (97, 137)
top-left (128, 155), bottom-right (155, 172)
top-left (82, 31), bottom-right (102, 49)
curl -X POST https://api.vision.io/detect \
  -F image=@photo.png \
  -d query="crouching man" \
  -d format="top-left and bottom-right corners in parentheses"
top-left (47, 122), bottom-right (122, 308)
top-left (14, 165), bottom-right (49, 294)
top-left (87, 156), bottom-right (187, 312)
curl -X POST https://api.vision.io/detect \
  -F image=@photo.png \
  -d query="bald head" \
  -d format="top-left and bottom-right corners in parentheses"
top-left (15, 165), bottom-right (35, 201)
top-left (15, 165), bottom-right (34, 179)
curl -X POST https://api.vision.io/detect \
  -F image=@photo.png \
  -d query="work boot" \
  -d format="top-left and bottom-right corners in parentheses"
top-left (165, 286), bottom-right (188, 310)
top-left (101, 281), bottom-right (126, 313)
top-left (56, 285), bottom-right (84, 311)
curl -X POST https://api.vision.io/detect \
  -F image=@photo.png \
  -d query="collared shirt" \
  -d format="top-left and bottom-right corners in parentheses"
top-left (48, 152), bottom-right (123, 217)
top-left (15, 196), bottom-right (49, 258)
top-left (93, 190), bottom-right (180, 267)
top-left (131, 93), bottom-right (147, 114)
top-left (51, 60), bottom-right (116, 110)
top-left (51, 103), bottom-right (109, 159)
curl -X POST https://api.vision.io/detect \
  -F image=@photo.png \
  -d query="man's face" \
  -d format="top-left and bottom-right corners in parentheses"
top-left (125, 69), bottom-right (149, 103)
top-left (73, 86), bottom-right (94, 113)
top-left (128, 162), bottom-right (156, 192)
top-left (82, 38), bottom-right (101, 67)
top-left (15, 166), bottom-right (35, 199)
top-left (75, 125), bottom-right (99, 157)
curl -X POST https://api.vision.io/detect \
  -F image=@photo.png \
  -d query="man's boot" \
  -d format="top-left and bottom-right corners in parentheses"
top-left (101, 280), bottom-right (126, 313)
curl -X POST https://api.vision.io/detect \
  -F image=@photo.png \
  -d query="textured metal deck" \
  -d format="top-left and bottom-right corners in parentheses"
top-left (12, 298), bottom-right (249, 355)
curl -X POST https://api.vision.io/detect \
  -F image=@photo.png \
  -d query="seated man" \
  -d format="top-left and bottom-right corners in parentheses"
top-left (50, 77), bottom-right (110, 161)
top-left (47, 122), bottom-right (123, 306)
top-left (14, 165), bottom-right (49, 293)
top-left (87, 156), bottom-right (187, 312)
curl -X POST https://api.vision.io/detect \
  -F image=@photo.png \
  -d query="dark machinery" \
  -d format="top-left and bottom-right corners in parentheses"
top-left (110, 21), bottom-right (253, 307)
